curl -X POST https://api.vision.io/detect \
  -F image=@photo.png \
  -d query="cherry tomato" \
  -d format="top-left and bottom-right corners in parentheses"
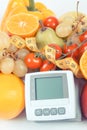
top-left (49, 44), bottom-right (62, 59)
top-left (79, 42), bottom-right (87, 57)
top-left (40, 59), bottom-right (56, 72)
top-left (63, 43), bottom-right (79, 59)
top-left (79, 31), bottom-right (87, 42)
top-left (43, 16), bottom-right (59, 30)
top-left (24, 53), bottom-right (43, 69)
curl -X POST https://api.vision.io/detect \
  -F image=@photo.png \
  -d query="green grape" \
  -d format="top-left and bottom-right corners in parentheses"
top-left (0, 32), bottom-right (10, 50)
top-left (62, 16), bottom-right (75, 24)
top-left (0, 50), bottom-right (6, 60)
top-left (56, 22), bottom-right (72, 38)
top-left (15, 48), bottom-right (30, 60)
top-left (0, 57), bottom-right (15, 74)
top-left (13, 59), bottom-right (28, 77)
top-left (8, 44), bottom-right (18, 53)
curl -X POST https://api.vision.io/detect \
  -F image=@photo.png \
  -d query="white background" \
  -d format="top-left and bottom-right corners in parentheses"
top-left (0, 0), bottom-right (87, 130)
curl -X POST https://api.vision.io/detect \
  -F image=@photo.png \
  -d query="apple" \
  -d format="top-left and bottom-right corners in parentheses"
top-left (80, 83), bottom-right (87, 118)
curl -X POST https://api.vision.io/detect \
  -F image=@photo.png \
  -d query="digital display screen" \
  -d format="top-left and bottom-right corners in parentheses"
top-left (35, 77), bottom-right (66, 100)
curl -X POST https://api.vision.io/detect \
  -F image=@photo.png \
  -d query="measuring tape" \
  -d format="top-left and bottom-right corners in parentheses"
top-left (9, 35), bottom-right (83, 78)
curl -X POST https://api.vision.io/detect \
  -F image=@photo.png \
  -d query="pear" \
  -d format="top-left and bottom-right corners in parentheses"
top-left (36, 26), bottom-right (65, 50)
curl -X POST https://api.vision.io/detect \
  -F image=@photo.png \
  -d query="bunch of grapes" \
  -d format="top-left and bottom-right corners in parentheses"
top-left (0, 32), bottom-right (30, 77)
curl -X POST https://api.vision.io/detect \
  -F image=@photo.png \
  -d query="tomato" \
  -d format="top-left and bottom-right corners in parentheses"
top-left (43, 16), bottom-right (59, 30)
top-left (24, 53), bottom-right (43, 69)
top-left (49, 43), bottom-right (62, 59)
top-left (63, 43), bottom-right (79, 59)
top-left (79, 42), bottom-right (87, 57)
top-left (40, 59), bottom-right (56, 72)
top-left (79, 31), bottom-right (87, 42)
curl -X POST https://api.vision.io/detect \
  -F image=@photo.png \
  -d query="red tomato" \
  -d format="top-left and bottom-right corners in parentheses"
top-left (43, 16), bottom-right (59, 30)
top-left (79, 31), bottom-right (87, 42)
top-left (79, 42), bottom-right (87, 57)
top-left (63, 43), bottom-right (79, 59)
top-left (49, 44), bottom-right (62, 59)
top-left (40, 59), bottom-right (56, 72)
top-left (81, 83), bottom-right (87, 118)
top-left (24, 53), bottom-right (43, 69)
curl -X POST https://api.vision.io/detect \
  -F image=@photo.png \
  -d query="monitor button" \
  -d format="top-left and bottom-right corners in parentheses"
top-left (50, 108), bottom-right (57, 115)
top-left (43, 108), bottom-right (50, 116)
top-left (58, 107), bottom-right (65, 115)
top-left (35, 109), bottom-right (42, 116)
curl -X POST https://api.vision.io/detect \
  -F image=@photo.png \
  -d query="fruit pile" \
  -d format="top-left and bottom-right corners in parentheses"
top-left (0, 0), bottom-right (87, 120)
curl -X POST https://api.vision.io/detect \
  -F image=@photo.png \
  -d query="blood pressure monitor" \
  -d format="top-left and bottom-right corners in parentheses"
top-left (25, 70), bottom-right (76, 121)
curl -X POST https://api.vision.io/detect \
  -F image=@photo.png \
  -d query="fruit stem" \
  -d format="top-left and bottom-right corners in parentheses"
top-left (76, 1), bottom-right (79, 17)
top-left (27, 0), bottom-right (37, 11)
top-left (39, 20), bottom-right (47, 31)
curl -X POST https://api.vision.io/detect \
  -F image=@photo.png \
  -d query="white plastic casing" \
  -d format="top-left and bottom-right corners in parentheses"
top-left (25, 70), bottom-right (76, 121)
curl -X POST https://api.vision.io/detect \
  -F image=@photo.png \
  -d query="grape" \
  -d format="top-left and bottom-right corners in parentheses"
top-left (62, 16), bottom-right (75, 24)
top-left (0, 50), bottom-right (6, 60)
top-left (77, 16), bottom-right (87, 32)
top-left (15, 48), bottom-right (30, 60)
top-left (64, 17), bottom-right (75, 24)
top-left (0, 32), bottom-right (10, 50)
top-left (67, 33), bottom-right (80, 45)
top-left (0, 57), bottom-right (15, 74)
top-left (56, 22), bottom-right (72, 37)
top-left (13, 59), bottom-right (28, 77)
top-left (8, 44), bottom-right (18, 53)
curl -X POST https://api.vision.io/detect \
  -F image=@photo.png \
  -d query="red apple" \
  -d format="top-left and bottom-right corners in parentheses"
top-left (81, 83), bottom-right (87, 118)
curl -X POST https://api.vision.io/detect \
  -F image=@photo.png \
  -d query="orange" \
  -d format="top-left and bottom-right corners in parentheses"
top-left (6, 13), bottom-right (39, 38)
top-left (0, 73), bottom-right (25, 119)
top-left (8, 5), bottom-right (43, 20)
top-left (0, 0), bottom-right (29, 31)
top-left (28, 11), bottom-right (43, 20)
top-left (1, 5), bottom-right (28, 32)
top-left (80, 50), bottom-right (87, 79)
top-left (8, 5), bottom-right (28, 16)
